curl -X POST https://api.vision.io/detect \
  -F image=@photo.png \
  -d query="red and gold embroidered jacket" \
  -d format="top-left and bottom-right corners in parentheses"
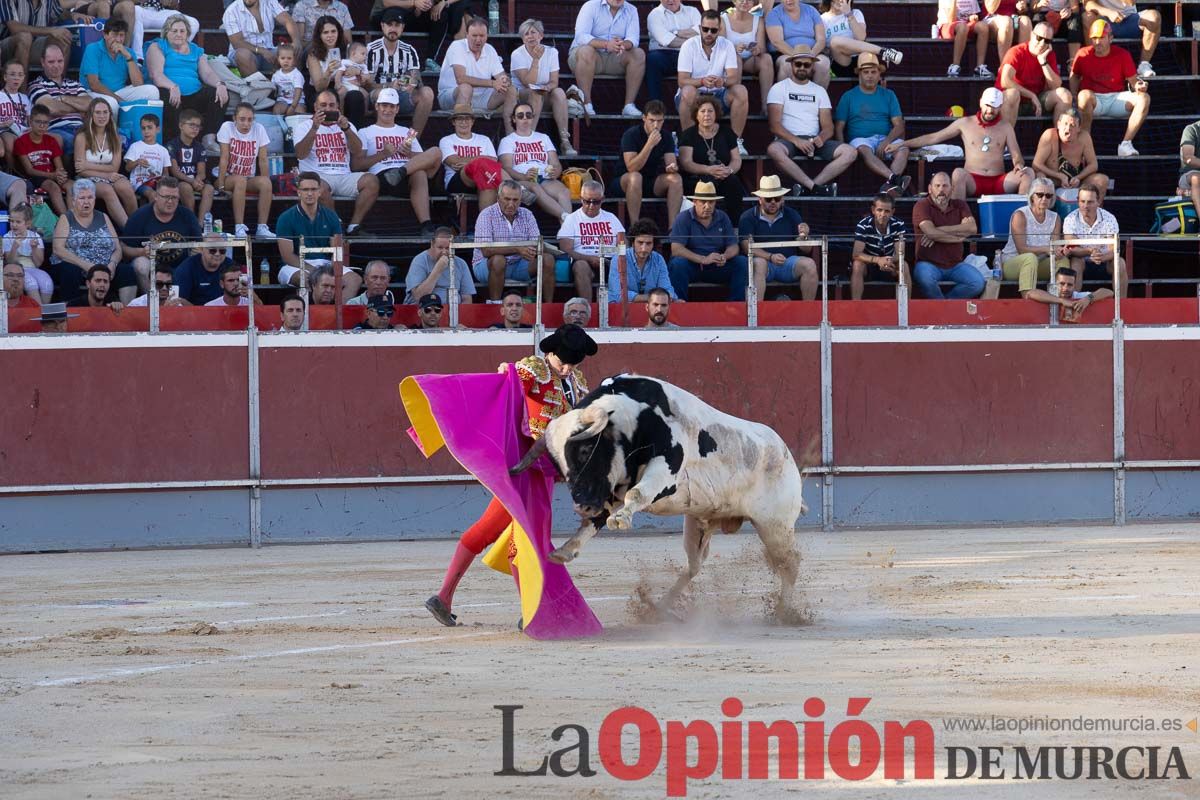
top-left (515, 355), bottom-right (589, 439)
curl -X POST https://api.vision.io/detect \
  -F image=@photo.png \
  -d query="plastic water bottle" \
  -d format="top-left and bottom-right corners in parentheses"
top-left (671, 131), bottom-right (680, 157)
top-left (259, 258), bottom-right (271, 285)
top-left (203, 212), bottom-right (213, 235)
top-left (992, 266), bottom-right (1002, 282)
top-left (488, 0), bottom-right (499, 33)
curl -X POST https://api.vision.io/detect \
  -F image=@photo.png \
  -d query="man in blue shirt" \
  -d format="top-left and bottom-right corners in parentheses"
top-left (80, 19), bottom-right (160, 115)
top-left (833, 53), bottom-right (910, 197)
top-left (608, 218), bottom-right (677, 303)
top-left (275, 171), bottom-right (361, 299)
top-left (174, 234), bottom-right (233, 306)
top-left (738, 175), bottom-right (817, 301)
top-left (667, 180), bottom-right (747, 301)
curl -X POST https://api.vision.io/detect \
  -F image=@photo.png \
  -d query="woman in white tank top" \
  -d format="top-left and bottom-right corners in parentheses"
top-left (722, 0), bottom-right (774, 109)
top-left (998, 177), bottom-right (1062, 290)
top-left (72, 99), bottom-right (137, 229)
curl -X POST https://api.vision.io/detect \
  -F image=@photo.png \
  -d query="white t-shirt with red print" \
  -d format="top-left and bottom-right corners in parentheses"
top-left (217, 121), bottom-right (270, 177)
top-left (358, 123), bottom-right (422, 174)
top-left (497, 131), bottom-right (555, 175)
top-left (437, 131), bottom-right (496, 186)
top-left (293, 118), bottom-right (357, 175)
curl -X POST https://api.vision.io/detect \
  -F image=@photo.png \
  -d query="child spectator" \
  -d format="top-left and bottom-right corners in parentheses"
top-left (124, 114), bottom-right (171, 203)
top-left (13, 107), bottom-right (70, 214)
top-left (216, 102), bottom-right (276, 239)
top-left (335, 40), bottom-right (369, 105)
top-left (938, 0), bottom-right (993, 77)
top-left (0, 61), bottom-right (31, 172)
top-left (166, 108), bottom-right (215, 222)
top-left (2, 203), bottom-right (51, 304)
top-left (271, 44), bottom-right (307, 115)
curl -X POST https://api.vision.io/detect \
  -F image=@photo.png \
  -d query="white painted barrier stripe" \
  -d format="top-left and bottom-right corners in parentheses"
top-left (832, 327), bottom-right (1115, 344)
top-left (0, 332), bottom-right (247, 350)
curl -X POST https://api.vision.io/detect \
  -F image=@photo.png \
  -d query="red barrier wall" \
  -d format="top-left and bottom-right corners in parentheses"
top-left (0, 346), bottom-right (249, 485)
top-left (833, 340), bottom-right (1114, 465)
top-left (1125, 341), bottom-right (1200, 461)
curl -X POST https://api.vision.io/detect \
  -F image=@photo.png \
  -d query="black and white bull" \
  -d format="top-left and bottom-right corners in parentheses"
top-left (510, 375), bottom-right (807, 612)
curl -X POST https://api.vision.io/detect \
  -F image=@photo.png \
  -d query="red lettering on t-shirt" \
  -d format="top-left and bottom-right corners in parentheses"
top-left (14, 133), bottom-right (59, 173)
top-left (578, 220), bottom-right (616, 249)
top-left (453, 144), bottom-right (483, 159)
top-left (314, 131), bottom-right (349, 168)
top-left (511, 139), bottom-right (547, 166)
top-left (228, 136), bottom-right (259, 176)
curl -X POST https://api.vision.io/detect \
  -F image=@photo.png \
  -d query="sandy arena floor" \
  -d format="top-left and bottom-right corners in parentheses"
top-left (1, 523), bottom-right (1199, 799)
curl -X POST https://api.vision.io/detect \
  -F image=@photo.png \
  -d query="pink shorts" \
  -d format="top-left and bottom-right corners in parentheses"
top-left (939, 20), bottom-right (979, 38)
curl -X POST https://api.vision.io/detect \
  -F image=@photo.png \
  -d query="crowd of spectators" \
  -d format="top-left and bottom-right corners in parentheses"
top-left (0, 0), bottom-right (1192, 330)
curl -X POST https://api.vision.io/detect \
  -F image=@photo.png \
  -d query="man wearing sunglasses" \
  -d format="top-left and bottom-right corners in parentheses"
top-left (127, 267), bottom-right (190, 307)
top-left (557, 179), bottom-right (625, 299)
top-left (677, 10), bottom-right (749, 153)
top-left (887, 87), bottom-right (1032, 199)
top-left (173, 234), bottom-right (234, 306)
top-left (997, 22), bottom-right (1072, 124)
top-left (409, 292), bottom-right (445, 330)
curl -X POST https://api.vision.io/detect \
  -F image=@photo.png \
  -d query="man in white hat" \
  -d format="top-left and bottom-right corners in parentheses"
top-left (356, 87), bottom-right (441, 238)
top-left (886, 87), bottom-right (1032, 199)
top-left (668, 180), bottom-right (747, 301)
top-left (833, 52), bottom-right (911, 197)
top-left (738, 175), bottom-right (817, 301)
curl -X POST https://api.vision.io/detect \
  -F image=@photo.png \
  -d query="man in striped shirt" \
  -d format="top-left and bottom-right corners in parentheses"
top-left (850, 193), bottom-right (909, 300)
top-left (366, 8), bottom-right (432, 134)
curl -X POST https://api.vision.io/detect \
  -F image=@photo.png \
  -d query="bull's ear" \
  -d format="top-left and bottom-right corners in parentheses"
top-left (567, 406), bottom-right (609, 441)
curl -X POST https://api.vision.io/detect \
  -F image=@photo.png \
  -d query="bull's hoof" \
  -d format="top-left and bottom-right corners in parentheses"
top-left (608, 512), bottom-right (633, 530)
top-left (548, 547), bottom-right (577, 564)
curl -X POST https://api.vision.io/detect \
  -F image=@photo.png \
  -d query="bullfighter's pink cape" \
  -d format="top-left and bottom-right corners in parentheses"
top-left (399, 366), bottom-right (603, 640)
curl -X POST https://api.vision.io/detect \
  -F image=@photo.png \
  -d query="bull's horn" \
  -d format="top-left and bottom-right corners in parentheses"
top-left (509, 435), bottom-right (549, 475)
top-left (567, 407), bottom-right (609, 441)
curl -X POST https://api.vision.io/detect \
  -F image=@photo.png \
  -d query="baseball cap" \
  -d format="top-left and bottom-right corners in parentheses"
top-left (377, 88), bottom-right (400, 105)
top-left (417, 293), bottom-right (443, 311)
top-left (1088, 19), bottom-right (1112, 39)
top-left (381, 7), bottom-right (407, 25)
top-left (368, 294), bottom-right (394, 316)
top-left (979, 87), bottom-right (1004, 109)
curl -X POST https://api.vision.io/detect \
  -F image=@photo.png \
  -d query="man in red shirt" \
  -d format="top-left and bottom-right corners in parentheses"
top-left (911, 171), bottom-right (984, 299)
top-left (12, 107), bottom-right (70, 213)
top-left (3, 262), bottom-right (38, 309)
top-left (1070, 19), bottom-right (1149, 157)
top-left (997, 21), bottom-right (1072, 124)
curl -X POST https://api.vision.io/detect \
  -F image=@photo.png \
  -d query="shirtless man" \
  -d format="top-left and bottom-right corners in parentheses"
top-left (886, 87), bottom-right (1032, 199)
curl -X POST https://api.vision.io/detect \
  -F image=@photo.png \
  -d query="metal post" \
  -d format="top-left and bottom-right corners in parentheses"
top-left (245, 236), bottom-right (256, 332)
top-left (149, 242), bottom-right (160, 334)
top-left (299, 255), bottom-right (310, 331)
top-left (747, 235), bottom-right (757, 328)
top-left (618, 240), bottom-right (629, 328)
top-left (896, 238), bottom-right (909, 328)
top-left (598, 245), bottom-right (609, 330)
top-left (534, 236), bottom-right (544, 331)
top-left (332, 237), bottom-right (344, 331)
top-left (448, 253), bottom-right (460, 330)
top-left (0, 288), bottom-right (8, 335)
top-left (247, 324), bottom-right (263, 547)
top-left (820, 235), bottom-right (829, 325)
top-left (1112, 233), bottom-right (1121, 322)
top-left (1113, 315), bottom-right (1126, 525)
top-left (820, 316), bottom-right (834, 532)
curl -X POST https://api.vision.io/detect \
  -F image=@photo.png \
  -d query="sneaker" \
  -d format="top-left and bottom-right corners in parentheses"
top-left (1137, 60), bottom-right (1156, 78)
top-left (947, 64), bottom-right (961, 77)
top-left (881, 174), bottom-right (911, 197)
top-left (621, 103), bottom-right (641, 118)
top-left (974, 64), bottom-right (993, 78)
top-left (881, 48), bottom-right (903, 66)
top-left (235, 223), bottom-right (248, 237)
top-left (418, 220), bottom-right (438, 238)
top-left (736, 137), bottom-right (749, 157)
top-left (1117, 139), bottom-right (1139, 157)
top-left (424, 58), bottom-right (440, 73)
top-left (791, 182), bottom-right (811, 197)
top-left (256, 223), bottom-right (276, 239)
top-left (811, 183), bottom-right (837, 197)
top-left (583, 102), bottom-right (596, 117)
top-left (347, 224), bottom-right (371, 237)
top-left (559, 136), bottom-right (578, 157)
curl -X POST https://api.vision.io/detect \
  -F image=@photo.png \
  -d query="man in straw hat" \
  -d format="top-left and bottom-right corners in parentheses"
top-left (833, 52), bottom-right (912, 197)
top-left (766, 51), bottom-right (856, 197)
top-left (438, 102), bottom-right (502, 212)
top-left (739, 175), bottom-right (817, 301)
top-left (668, 180), bottom-right (748, 301)
top-left (30, 301), bottom-right (77, 333)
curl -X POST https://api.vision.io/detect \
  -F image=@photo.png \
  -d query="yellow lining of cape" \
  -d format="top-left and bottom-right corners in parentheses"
top-left (399, 377), bottom-right (446, 458)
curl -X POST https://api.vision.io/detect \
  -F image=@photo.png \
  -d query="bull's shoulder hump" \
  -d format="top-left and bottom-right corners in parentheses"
top-left (582, 375), bottom-right (675, 417)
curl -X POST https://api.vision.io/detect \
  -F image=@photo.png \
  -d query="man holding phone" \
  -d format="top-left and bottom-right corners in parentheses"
top-left (127, 266), bottom-right (191, 307)
top-left (204, 263), bottom-right (263, 307)
top-left (291, 90), bottom-right (381, 236)
top-left (1071, 19), bottom-right (1149, 157)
